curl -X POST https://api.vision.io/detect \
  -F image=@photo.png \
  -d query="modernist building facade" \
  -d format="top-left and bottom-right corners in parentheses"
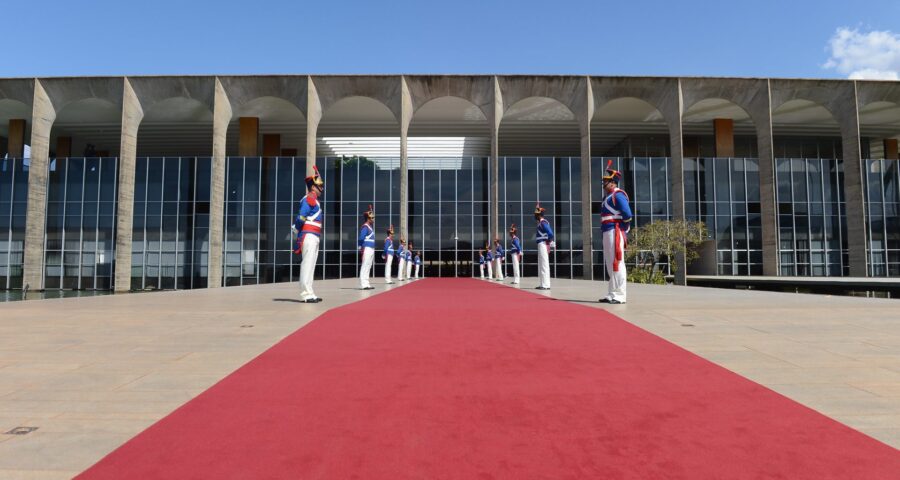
top-left (0, 75), bottom-right (898, 292)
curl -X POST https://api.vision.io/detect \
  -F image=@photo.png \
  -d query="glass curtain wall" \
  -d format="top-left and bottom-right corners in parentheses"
top-left (132, 157), bottom-right (210, 290)
top-left (775, 158), bottom-right (848, 276)
top-left (409, 157), bottom-right (487, 278)
top-left (498, 157), bottom-right (582, 279)
top-left (44, 157), bottom-right (118, 290)
top-left (684, 158), bottom-right (763, 275)
top-left (0, 157), bottom-right (28, 289)
top-left (864, 158), bottom-right (900, 276)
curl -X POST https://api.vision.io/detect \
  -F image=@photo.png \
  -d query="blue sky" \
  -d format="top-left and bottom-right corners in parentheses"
top-left (4, 0), bottom-right (899, 78)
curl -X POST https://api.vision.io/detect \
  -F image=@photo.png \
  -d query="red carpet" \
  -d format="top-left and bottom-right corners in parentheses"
top-left (78, 278), bottom-right (900, 479)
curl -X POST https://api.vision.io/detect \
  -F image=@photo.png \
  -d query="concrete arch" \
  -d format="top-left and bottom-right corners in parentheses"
top-left (407, 96), bottom-right (489, 156)
top-left (405, 76), bottom-right (494, 123)
top-left (217, 76), bottom-right (307, 118)
top-left (498, 76), bottom-right (589, 136)
top-left (136, 96), bottom-right (214, 157)
top-left (592, 96), bottom-right (670, 157)
top-left (51, 97), bottom-right (122, 156)
top-left (499, 95), bottom-right (580, 156)
top-left (591, 77), bottom-right (681, 136)
top-left (226, 96), bottom-right (306, 157)
top-left (309, 76), bottom-right (402, 127)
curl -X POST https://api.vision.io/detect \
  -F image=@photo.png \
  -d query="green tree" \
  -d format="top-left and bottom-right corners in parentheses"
top-left (624, 219), bottom-right (708, 283)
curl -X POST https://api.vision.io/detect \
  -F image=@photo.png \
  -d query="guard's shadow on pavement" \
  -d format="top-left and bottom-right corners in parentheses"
top-left (273, 298), bottom-right (305, 303)
top-left (538, 297), bottom-right (604, 304)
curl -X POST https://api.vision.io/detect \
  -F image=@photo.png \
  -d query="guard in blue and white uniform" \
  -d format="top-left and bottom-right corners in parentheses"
top-left (292, 166), bottom-right (325, 303)
top-left (493, 238), bottom-right (505, 281)
top-left (599, 161), bottom-right (633, 304)
top-left (534, 203), bottom-right (555, 290)
top-left (414, 251), bottom-right (422, 279)
top-left (358, 205), bottom-right (376, 290)
top-left (508, 224), bottom-right (522, 285)
top-left (396, 239), bottom-right (407, 281)
top-left (383, 224), bottom-right (395, 284)
top-left (478, 251), bottom-right (485, 278)
top-left (405, 243), bottom-right (414, 280)
top-left (484, 245), bottom-right (494, 280)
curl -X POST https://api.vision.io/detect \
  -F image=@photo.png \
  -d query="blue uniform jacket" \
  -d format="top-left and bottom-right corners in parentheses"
top-left (383, 238), bottom-right (394, 258)
top-left (535, 218), bottom-right (554, 244)
top-left (510, 236), bottom-right (522, 254)
top-left (600, 189), bottom-right (633, 233)
top-left (358, 223), bottom-right (375, 249)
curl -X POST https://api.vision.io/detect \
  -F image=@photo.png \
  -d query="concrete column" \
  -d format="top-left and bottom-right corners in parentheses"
top-left (580, 78), bottom-right (594, 280)
top-left (305, 76), bottom-right (321, 177)
top-left (400, 76), bottom-right (412, 241)
top-left (842, 83), bottom-right (867, 277)
top-left (714, 118), bottom-right (735, 157)
top-left (885, 138), bottom-right (899, 159)
top-left (7, 119), bottom-right (25, 157)
top-left (113, 78), bottom-right (144, 292)
top-left (22, 80), bottom-right (56, 291)
top-left (262, 134), bottom-right (280, 157)
top-left (669, 80), bottom-right (687, 285)
top-left (757, 81), bottom-right (779, 276)
top-left (208, 78), bottom-right (232, 289)
top-left (490, 76), bottom-right (502, 242)
top-left (238, 117), bottom-right (259, 156)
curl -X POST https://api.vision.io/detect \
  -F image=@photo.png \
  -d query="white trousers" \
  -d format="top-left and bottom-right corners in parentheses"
top-left (398, 258), bottom-right (406, 280)
top-left (537, 242), bottom-right (551, 289)
top-left (479, 264), bottom-right (485, 278)
top-left (414, 265), bottom-right (419, 278)
top-left (603, 228), bottom-right (627, 302)
top-left (486, 259), bottom-right (493, 279)
top-left (299, 234), bottom-right (320, 300)
top-left (494, 258), bottom-right (504, 280)
top-left (384, 253), bottom-right (393, 283)
top-left (511, 253), bottom-right (520, 283)
top-left (359, 247), bottom-right (374, 288)
top-left (406, 259), bottom-right (412, 279)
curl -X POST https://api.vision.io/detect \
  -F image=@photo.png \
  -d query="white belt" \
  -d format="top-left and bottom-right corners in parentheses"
top-left (305, 220), bottom-right (322, 227)
top-left (601, 215), bottom-right (622, 221)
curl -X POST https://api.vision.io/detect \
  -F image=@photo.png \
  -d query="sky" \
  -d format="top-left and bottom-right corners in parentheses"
top-left (3, 0), bottom-right (900, 79)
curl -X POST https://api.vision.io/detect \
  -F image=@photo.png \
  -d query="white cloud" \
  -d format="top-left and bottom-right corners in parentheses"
top-left (824, 27), bottom-right (900, 80)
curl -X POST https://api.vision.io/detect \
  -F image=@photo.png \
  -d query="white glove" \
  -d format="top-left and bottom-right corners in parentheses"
top-left (549, 241), bottom-right (556, 250)
top-left (291, 224), bottom-right (298, 234)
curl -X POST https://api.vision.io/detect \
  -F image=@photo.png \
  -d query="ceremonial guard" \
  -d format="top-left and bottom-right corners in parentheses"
top-left (478, 251), bottom-right (486, 278)
top-left (599, 161), bottom-right (632, 304)
top-left (493, 238), bottom-right (505, 281)
top-left (534, 203), bottom-right (555, 290)
top-left (405, 242), bottom-right (414, 280)
top-left (292, 166), bottom-right (325, 303)
top-left (396, 239), bottom-right (407, 281)
top-left (358, 205), bottom-right (376, 290)
top-left (484, 245), bottom-right (494, 279)
top-left (508, 224), bottom-right (522, 284)
top-left (383, 225), bottom-right (395, 284)
top-left (414, 251), bottom-right (421, 279)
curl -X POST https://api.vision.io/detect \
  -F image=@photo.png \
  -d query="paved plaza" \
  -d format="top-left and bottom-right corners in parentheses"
top-left (0, 278), bottom-right (898, 478)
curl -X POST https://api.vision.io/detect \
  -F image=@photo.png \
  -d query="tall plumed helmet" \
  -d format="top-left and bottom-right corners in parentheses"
top-left (386, 224), bottom-right (394, 235)
top-left (363, 204), bottom-right (375, 220)
top-left (602, 159), bottom-right (622, 184)
top-left (534, 202), bottom-right (545, 216)
top-left (305, 165), bottom-right (325, 191)
top-left (509, 223), bottom-right (517, 234)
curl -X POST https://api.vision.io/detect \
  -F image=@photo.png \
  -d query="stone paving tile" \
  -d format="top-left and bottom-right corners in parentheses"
top-left (0, 469), bottom-right (80, 480)
top-left (2, 277), bottom-right (899, 478)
